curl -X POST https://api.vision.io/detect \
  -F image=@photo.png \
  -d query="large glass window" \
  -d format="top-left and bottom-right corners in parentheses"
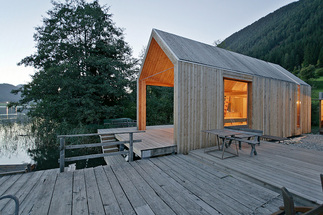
top-left (224, 79), bottom-right (248, 126)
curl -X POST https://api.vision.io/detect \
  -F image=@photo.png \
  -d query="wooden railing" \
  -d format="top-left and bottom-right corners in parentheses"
top-left (58, 131), bottom-right (144, 172)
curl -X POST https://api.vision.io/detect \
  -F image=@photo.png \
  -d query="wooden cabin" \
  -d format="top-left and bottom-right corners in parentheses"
top-left (137, 29), bottom-right (311, 154)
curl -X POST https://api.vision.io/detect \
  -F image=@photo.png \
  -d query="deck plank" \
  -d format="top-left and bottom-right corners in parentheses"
top-left (94, 166), bottom-right (122, 215)
top-left (121, 162), bottom-right (176, 215)
top-left (136, 159), bottom-right (220, 215)
top-left (130, 161), bottom-right (190, 215)
top-left (1, 171), bottom-right (44, 214)
top-left (48, 171), bottom-right (73, 215)
top-left (84, 168), bottom-right (105, 215)
top-left (1, 144), bottom-right (321, 215)
top-left (103, 165), bottom-right (136, 215)
top-left (151, 157), bottom-right (249, 215)
top-left (0, 171), bottom-right (33, 210)
top-left (174, 154), bottom-right (279, 202)
top-left (0, 174), bottom-right (22, 197)
top-left (19, 169), bottom-right (58, 215)
top-left (111, 163), bottom-right (155, 215)
top-left (72, 169), bottom-right (89, 215)
top-left (190, 141), bottom-right (323, 205)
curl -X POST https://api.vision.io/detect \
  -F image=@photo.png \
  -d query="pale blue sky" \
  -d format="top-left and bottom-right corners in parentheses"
top-left (0, 0), bottom-right (296, 86)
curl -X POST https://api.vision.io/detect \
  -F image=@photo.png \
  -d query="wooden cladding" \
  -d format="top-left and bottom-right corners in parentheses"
top-left (175, 62), bottom-right (224, 153)
top-left (251, 77), bottom-right (311, 137)
top-left (138, 31), bottom-right (311, 154)
top-left (174, 61), bottom-right (311, 154)
top-left (139, 38), bottom-right (174, 87)
top-left (137, 37), bottom-right (175, 130)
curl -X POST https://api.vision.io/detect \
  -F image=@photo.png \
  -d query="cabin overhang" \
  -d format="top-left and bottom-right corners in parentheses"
top-left (137, 36), bottom-right (175, 130)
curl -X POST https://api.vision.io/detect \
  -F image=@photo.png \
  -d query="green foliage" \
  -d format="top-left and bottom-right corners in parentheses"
top-left (219, 0), bottom-right (323, 73)
top-left (219, 0), bottom-right (323, 128)
top-left (14, 0), bottom-right (137, 128)
top-left (146, 86), bottom-right (173, 126)
top-left (299, 65), bottom-right (317, 82)
top-left (8, 0), bottom-right (139, 169)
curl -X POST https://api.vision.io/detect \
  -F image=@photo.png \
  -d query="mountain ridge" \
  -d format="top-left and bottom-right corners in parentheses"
top-left (219, 0), bottom-right (323, 72)
top-left (0, 83), bottom-right (22, 102)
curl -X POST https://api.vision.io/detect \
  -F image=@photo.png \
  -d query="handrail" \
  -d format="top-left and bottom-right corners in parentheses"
top-left (0, 195), bottom-right (19, 215)
top-left (58, 131), bottom-right (144, 172)
top-left (57, 130), bottom-right (145, 138)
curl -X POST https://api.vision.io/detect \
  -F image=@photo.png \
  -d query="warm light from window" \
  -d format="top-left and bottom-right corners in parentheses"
top-left (224, 79), bottom-right (248, 126)
top-left (297, 85), bottom-right (300, 128)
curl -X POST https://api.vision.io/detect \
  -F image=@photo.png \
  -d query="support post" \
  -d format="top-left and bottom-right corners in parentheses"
top-left (60, 137), bottom-right (65, 172)
top-left (129, 133), bottom-right (133, 162)
top-left (137, 80), bottom-right (146, 130)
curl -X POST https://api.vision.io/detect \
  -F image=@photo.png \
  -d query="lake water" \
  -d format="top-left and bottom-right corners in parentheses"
top-left (0, 121), bottom-right (35, 164)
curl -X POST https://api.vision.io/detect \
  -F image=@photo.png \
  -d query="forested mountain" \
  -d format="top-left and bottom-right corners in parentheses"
top-left (0, 84), bottom-right (21, 102)
top-left (219, 0), bottom-right (323, 76)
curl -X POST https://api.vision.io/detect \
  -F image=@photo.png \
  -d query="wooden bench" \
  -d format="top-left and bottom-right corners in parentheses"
top-left (226, 136), bottom-right (259, 156)
top-left (225, 126), bottom-right (263, 156)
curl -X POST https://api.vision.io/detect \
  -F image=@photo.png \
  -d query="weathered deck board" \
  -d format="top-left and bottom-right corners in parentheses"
top-left (84, 168), bottom-right (105, 215)
top-left (111, 164), bottom-right (155, 215)
top-left (189, 141), bottom-right (323, 205)
top-left (151, 156), bottom-right (250, 215)
top-left (48, 171), bottom-right (73, 215)
top-left (72, 169), bottom-right (89, 215)
top-left (121, 162), bottom-right (176, 215)
top-left (94, 166), bottom-right (122, 215)
top-left (103, 165), bottom-right (136, 215)
top-left (130, 161), bottom-right (190, 215)
top-left (0, 155), bottom-right (287, 214)
top-left (19, 169), bottom-right (58, 214)
top-left (135, 159), bottom-right (217, 215)
top-left (1, 171), bottom-right (44, 214)
top-left (98, 125), bottom-right (176, 158)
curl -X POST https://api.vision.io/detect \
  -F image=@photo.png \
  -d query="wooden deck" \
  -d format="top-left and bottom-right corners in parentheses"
top-left (0, 154), bottom-right (285, 215)
top-left (98, 125), bottom-right (176, 159)
top-left (190, 141), bottom-right (323, 205)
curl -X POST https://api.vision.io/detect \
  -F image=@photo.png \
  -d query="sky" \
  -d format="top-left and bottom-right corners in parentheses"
top-left (0, 0), bottom-right (297, 86)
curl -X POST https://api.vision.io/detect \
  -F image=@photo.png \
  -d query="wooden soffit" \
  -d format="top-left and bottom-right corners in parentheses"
top-left (139, 38), bottom-right (174, 87)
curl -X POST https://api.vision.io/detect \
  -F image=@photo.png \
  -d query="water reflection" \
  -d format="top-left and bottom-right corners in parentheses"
top-left (0, 119), bottom-right (35, 164)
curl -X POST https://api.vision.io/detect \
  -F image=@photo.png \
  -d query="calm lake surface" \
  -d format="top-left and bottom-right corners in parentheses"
top-left (0, 120), bottom-right (35, 164)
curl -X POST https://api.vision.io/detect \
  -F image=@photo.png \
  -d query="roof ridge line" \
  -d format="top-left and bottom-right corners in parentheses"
top-left (153, 29), bottom-right (179, 61)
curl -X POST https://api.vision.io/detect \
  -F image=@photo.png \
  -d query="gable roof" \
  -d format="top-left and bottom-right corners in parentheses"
top-left (154, 29), bottom-right (308, 85)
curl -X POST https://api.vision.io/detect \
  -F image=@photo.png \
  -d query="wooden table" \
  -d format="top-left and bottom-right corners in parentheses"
top-left (202, 129), bottom-right (261, 159)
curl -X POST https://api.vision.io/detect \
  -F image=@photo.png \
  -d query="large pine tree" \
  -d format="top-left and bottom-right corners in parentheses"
top-left (15, 0), bottom-right (137, 126)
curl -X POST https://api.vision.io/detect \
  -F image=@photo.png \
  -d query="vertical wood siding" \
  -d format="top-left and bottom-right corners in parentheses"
top-left (175, 61), bottom-right (311, 154)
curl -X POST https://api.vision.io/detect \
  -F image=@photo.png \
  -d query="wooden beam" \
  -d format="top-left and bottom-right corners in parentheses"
top-left (146, 80), bottom-right (174, 87)
top-left (137, 80), bottom-right (146, 130)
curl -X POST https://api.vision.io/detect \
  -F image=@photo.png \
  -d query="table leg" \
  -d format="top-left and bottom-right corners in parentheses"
top-left (250, 144), bottom-right (257, 156)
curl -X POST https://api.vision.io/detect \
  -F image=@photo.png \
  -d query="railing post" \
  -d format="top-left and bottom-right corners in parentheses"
top-left (60, 137), bottom-right (65, 172)
top-left (129, 132), bottom-right (133, 162)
